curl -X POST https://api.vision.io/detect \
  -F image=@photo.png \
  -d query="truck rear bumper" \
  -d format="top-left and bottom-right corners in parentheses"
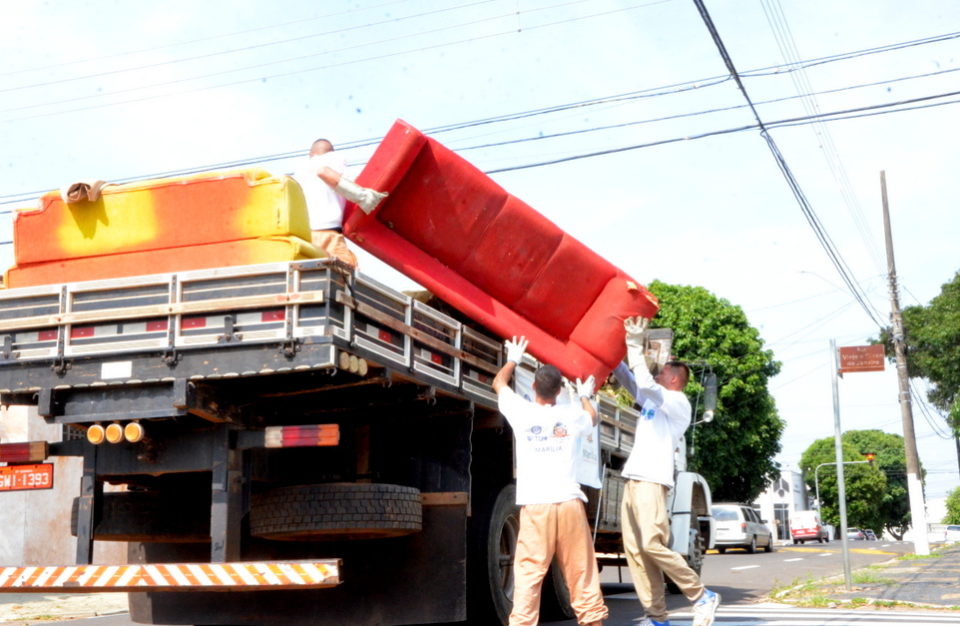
top-left (0, 560), bottom-right (341, 593)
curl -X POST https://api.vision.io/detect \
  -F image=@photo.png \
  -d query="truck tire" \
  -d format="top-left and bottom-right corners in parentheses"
top-left (70, 491), bottom-right (209, 543)
top-left (469, 483), bottom-right (519, 625)
top-left (249, 482), bottom-right (422, 541)
top-left (466, 483), bottom-right (577, 624)
top-left (667, 529), bottom-right (704, 594)
top-left (541, 562), bottom-right (576, 621)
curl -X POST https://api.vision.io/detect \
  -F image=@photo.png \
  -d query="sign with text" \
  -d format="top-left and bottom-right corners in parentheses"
top-left (0, 463), bottom-right (54, 492)
top-left (838, 344), bottom-right (886, 374)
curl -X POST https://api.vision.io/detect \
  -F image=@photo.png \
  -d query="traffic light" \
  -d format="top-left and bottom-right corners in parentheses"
top-left (865, 453), bottom-right (876, 465)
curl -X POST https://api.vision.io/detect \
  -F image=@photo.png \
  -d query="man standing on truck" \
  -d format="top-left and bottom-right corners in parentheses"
top-left (492, 336), bottom-right (608, 626)
top-left (613, 317), bottom-right (720, 626)
top-left (292, 138), bottom-right (387, 268)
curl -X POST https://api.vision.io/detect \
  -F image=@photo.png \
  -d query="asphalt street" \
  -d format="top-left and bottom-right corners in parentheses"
top-left (2, 541), bottom-right (958, 625)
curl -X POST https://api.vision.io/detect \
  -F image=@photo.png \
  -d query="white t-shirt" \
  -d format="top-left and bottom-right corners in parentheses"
top-left (498, 387), bottom-right (594, 505)
top-left (292, 151), bottom-right (347, 231)
top-left (614, 362), bottom-right (691, 487)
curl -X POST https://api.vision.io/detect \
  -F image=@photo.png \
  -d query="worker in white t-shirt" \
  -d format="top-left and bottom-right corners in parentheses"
top-left (492, 336), bottom-right (608, 626)
top-left (292, 138), bottom-right (387, 269)
top-left (613, 317), bottom-right (720, 626)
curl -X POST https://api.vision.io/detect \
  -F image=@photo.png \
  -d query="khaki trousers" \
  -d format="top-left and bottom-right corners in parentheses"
top-left (509, 499), bottom-right (608, 626)
top-left (311, 230), bottom-right (358, 268)
top-left (621, 480), bottom-right (703, 622)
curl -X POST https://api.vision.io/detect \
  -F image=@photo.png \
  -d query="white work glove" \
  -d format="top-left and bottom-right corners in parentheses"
top-left (624, 316), bottom-right (649, 371)
top-left (504, 336), bottom-right (529, 364)
top-left (575, 375), bottom-right (595, 400)
top-left (335, 177), bottom-right (389, 214)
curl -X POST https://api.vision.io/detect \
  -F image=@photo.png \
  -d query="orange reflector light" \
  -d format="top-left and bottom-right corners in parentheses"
top-left (124, 421), bottom-right (145, 443)
top-left (105, 423), bottom-right (124, 444)
top-left (86, 424), bottom-right (106, 445)
top-left (0, 441), bottom-right (49, 463)
top-left (264, 424), bottom-right (340, 449)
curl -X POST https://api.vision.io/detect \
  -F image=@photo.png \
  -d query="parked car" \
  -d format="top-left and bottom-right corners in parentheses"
top-left (945, 525), bottom-right (960, 543)
top-left (847, 527), bottom-right (866, 540)
top-left (712, 503), bottom-right (774, 553)
top-left (863, 529), bottom-right (877, 540)
top-left (790, 510), bottom-right (829, 544)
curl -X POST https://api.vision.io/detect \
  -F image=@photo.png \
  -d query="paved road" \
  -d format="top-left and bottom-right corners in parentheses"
top-left (548, 540), bottom-right (917, 625)
top-left (16, 540), bottom-right (952, 626)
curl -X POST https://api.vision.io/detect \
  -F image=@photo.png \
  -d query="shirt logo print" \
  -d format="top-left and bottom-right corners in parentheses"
top-left (526, 424), bottom-right (548, 442)
top-left (641, 407), bottom-right (656, 420)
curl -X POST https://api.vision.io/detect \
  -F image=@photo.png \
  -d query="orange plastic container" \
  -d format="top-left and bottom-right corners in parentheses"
top-left (6, 169), bottom-right (320, 287)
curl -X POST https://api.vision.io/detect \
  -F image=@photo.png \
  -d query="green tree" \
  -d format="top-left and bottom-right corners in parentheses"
top-left (799, 430), bottom-right (909, 538)
top-left (615, 281), bottom-right (784, 503)
top-left (945, 486), bottom-right (960, 524)
top-left (877, 271), bottom-right (960, 434)
top-left (844, 430), bottom-right (912, 538)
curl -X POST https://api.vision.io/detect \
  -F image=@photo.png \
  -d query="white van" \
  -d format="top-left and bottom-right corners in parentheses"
top-left (790, 510), bottom-right (829, 544)
top-left (712, 503), bottom-right (774, 553)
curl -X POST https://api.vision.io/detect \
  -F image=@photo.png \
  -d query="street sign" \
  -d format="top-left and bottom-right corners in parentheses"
top-left (838, 344), bottom-right (885, 373)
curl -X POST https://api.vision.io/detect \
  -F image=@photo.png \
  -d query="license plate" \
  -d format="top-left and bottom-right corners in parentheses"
top-left (0, 463), bottom-right (54, 492)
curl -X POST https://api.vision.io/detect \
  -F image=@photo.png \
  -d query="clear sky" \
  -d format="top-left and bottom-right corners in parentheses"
top-left (2, 1), bottom-right (958, 504)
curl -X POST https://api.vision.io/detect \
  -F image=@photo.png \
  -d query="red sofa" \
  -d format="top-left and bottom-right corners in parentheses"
top-left (344, 120), bottom-right (658, 383)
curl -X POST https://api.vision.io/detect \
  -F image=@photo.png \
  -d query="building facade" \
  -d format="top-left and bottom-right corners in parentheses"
top-left (753, 468), bottom-right (809, 541)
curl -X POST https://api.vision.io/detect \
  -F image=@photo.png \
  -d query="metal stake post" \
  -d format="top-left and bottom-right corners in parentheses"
top-left (831, 338), bottom-right (853, 589)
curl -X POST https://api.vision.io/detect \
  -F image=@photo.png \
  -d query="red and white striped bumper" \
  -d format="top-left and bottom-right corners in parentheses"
top-left (0, 560), bottom-right (341, 592)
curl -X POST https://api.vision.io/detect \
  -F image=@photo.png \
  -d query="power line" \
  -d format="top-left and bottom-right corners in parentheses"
top-left (1, 1), bottom-right (500, 95)
top-left (5, 83), bottom-right (960, 211)
top-left (760, 0), bottom-right (884, 276)
top-left (741, 30), bottom-right (960, 79)
top-left (690, 0), bottom-right (887, 330)
top-left (0, 0), bottom-right (661, 122)
top-left (0, 0), bottom-right (416, 79)
top-left (2, 8), bottom-right (955, 124)
top-left (910, 380), bottom-right (954, 440)
top-left (480, 88), bottom-right (960, 173)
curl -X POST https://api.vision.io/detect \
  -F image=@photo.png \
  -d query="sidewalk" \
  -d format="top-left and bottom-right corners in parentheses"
top-left (773, 541), bottom-right (960, 610)
top-left (0, 592), bottom-right (127, 624)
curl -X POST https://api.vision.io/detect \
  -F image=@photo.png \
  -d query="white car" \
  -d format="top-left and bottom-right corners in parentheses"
top-left (945, 525), bottom-right (960, 542)
top-left (712, 503), bottom-right (774, 553)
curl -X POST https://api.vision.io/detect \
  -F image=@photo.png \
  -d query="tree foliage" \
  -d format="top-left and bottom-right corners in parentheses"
top-left (618, 281), bottom-right (784, 503)
top-left (877, 270), bottom-right (960, 434)
top-left (799, 430), bottom-right (911, 539)
top-left (945, 486), bottom-right (960, 525)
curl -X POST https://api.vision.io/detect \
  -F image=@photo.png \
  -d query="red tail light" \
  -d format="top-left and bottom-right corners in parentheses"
top-left (264, 424), bottom-right (339, 448)
top-left (0, 441), bottom-right (49, 463)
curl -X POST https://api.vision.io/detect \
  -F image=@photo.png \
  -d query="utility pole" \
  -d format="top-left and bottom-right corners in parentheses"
top-left (880, 170), bottom-right (930, 556)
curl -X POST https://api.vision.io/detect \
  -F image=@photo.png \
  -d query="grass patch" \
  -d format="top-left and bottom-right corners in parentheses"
top-left (851, 571), bottom-right (894, 585)
top-left (806, 595), bottom-right (833, 608)
top-left (770, 575), bottom-right (821, 598)
top-left (898, 551), bottom-right (943, 561)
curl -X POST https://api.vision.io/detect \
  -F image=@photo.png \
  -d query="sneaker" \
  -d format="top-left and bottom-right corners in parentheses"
top-left (637, 619), bottom-right (670, 626)
top-left (692, 588), bottom-right (720, 626)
